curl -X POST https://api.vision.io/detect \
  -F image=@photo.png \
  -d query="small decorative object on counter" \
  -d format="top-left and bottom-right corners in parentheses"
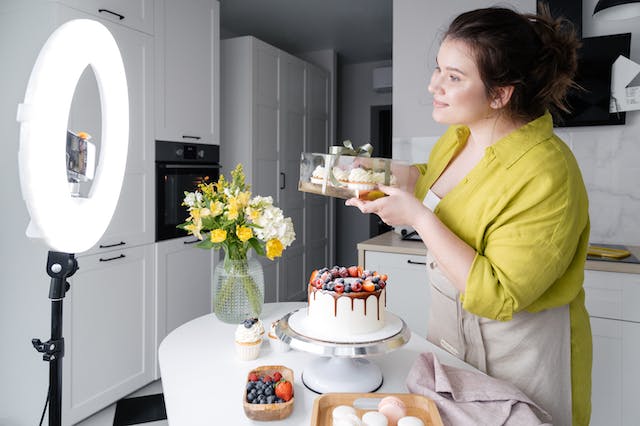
top-left (268, 320), bottom-right (290, 353)
top-left (298, 140), bottom-right (412, 200)
top-left (243, 365), bottom-right (294, 420)
top-left (234, 317), bottom-right (264, 361)
top-left (178, 164), bottom-right (295, 323)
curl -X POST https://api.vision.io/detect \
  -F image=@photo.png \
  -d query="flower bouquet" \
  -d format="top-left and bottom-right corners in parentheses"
top-left (178, 164), bottom-right (295, 323)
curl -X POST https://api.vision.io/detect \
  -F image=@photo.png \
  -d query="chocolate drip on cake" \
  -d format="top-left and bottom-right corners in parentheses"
top-left (308, 285), bottom-right (383, 318)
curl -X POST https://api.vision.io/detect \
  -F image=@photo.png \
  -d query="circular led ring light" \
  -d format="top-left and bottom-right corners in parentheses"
top-left (18, 19), bottom-right (129, 254)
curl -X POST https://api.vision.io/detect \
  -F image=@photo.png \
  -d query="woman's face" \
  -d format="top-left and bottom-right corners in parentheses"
top-left (428, 38), bottom-right (493, 126)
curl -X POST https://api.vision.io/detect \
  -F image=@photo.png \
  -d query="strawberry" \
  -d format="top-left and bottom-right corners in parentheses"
top-left (272, 371), bottom-right (283, 382)
top-left (351, 280), bottom-right (363, 292)
top-left (347, 266), bottom-right (359, 277)
top-left (275, 379), bottom-right (293, 402)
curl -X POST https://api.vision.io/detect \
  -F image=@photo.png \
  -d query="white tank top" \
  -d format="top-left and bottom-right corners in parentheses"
top-left (422, 189), bottom-right (441, 212)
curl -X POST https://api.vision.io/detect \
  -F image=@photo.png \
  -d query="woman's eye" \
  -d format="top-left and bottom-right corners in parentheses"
top-left (449, 75), bottom-right (460, 82)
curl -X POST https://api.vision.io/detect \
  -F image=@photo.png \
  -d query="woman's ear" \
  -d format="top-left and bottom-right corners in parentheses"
top-left (490, 86), bottom-right (515, 109)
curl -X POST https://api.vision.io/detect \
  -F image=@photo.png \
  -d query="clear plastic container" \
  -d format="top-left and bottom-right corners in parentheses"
top-left (298, 152), bottom-right (412, 200)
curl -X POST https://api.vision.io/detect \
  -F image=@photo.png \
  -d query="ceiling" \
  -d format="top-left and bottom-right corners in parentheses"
top-left (219, 0), bottom-right (392, 64)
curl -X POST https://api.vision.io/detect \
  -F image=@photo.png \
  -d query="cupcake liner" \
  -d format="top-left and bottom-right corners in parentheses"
top-left (235, 339), bottom-right (262, 361)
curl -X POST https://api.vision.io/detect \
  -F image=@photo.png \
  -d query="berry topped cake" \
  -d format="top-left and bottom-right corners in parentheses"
top-left (307, 265), bottom-right (388, 337)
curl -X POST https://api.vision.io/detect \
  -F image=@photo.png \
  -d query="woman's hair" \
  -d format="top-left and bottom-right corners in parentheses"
top-left (443, 4), bottom-right (580, 123)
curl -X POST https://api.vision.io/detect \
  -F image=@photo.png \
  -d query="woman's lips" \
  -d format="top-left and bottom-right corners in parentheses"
top-left (433, 99), bottom-right (448, 108)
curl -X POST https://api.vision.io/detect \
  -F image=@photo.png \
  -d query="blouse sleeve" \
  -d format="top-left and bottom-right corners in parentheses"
top-left (461, 161), bottom-right (589, 321)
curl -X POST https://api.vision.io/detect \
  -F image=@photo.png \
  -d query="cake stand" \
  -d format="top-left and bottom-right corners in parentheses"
top-left (275, 308), bottom-right (411, 394)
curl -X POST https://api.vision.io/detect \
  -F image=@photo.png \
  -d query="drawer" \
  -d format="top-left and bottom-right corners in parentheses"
top-left (584, 270), bottom-right (640, 323)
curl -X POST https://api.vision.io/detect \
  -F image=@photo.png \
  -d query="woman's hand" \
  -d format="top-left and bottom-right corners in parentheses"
top-left (345, 184), bottom-right (426, 227)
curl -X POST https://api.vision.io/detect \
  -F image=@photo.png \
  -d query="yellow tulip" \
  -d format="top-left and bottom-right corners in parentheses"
top-left (236, 226), bottom-right (253, 242)
top-left (226, 200), bottom-right (239, 220)
top-left (266, 238), bottom-right (283, 260)
top-left (210, 229), bottom-right (227, 243)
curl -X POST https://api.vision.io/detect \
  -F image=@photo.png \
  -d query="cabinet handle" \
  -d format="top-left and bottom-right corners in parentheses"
top-left (99, 254), bottom-right (126, 262)
top-left (407, 259), bottom-right (426, 265)
top-left (280, 172), bottom-right (286, 190)
top-left (182, 135), bottom-right (201, 140)
top-left (184, 238), bottom-right (200, 245)
top-left (99, 241), bottom-right (126, 248)
top-left (98, 8), bottom-right (125, 20)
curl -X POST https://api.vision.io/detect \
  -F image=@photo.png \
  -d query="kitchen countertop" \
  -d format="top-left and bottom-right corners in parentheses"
top-left (159, 302), bottom-right (478, 425)
top-left (358, 231), bottom-right (640, 275)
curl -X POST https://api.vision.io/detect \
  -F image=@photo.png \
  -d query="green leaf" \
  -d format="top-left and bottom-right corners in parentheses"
top-left (248, 238), bottom-right (265, 256)
top-left (196, 239), bottom-right (215, 249)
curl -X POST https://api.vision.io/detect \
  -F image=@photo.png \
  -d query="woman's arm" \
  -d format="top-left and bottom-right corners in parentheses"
top-left (346, 184), bottom-right (475, 293)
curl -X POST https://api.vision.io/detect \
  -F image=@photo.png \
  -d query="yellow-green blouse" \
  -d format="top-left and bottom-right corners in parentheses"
top-left (414, 112), bottom-right (592, 426)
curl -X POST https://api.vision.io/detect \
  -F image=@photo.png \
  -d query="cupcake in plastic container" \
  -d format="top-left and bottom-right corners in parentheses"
top-left (267, 320), bottom-right (290, 353)
top-left (235, 318), bottom-right (264, 361)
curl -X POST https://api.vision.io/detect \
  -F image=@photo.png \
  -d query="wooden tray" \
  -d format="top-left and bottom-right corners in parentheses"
top-left (310, 392), bottom-right (443, 426)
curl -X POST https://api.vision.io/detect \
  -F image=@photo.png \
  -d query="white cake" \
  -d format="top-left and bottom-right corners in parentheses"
top-left (307, 266), bottom-right (388, 338)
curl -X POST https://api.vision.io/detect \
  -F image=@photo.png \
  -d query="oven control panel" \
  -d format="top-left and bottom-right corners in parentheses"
top-left (156, 140), bottom-right (220, 164)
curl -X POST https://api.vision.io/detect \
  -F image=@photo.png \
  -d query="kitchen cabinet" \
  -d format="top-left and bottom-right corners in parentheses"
top-left (363, 251), bottom-right (430, 337)
top-left (583, 270), bottom-right (640, 426)
top-left (62, 5), bottom-right (155, 255)
top-left (63, 243), bottom-right (155, 425)
top-left (54, 0), bottom-right (154, 34)
top-left (154, 0), bottom-right (220, 145)
top-left (221, 36), bottom-right (331, 302)
top-left (154, 235), bottom-right (216, 377)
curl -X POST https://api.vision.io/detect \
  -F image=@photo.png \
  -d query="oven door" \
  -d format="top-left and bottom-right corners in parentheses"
top-left (156, 162), bottom-right (221, 241)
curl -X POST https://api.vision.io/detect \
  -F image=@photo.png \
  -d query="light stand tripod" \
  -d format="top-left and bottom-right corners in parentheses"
top-left (32, 251), bottom-right (78, 426)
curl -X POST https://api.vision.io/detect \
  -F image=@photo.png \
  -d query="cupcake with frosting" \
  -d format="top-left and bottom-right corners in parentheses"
top-left (372, 171), bottom-right (397, 186)
top-left (310, 165), bottom-right (327, 185)
top-left (347, 167), bottom-right (376, 190)
top-left (235, 318), bottom-right (264, 361)
top-left (331, 167), bottom-right (350, 186)
top-left (267, 320), bottom-right (290, 352)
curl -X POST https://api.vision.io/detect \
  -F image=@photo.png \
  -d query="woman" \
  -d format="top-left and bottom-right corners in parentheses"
top-left (347, 6), bottom-right (591, 426)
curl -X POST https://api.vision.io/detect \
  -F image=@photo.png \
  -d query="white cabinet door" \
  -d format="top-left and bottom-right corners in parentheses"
top-left (590, 317), bottom-right (640, 426)
top-left (155, 0), bottom-right (219, 145)
top-left (62, 5), bottom-right (154, 254)
top-left (63, 244), bottom-right (155, 425)
top-left (56, 0), bottom-right (154, 34)
top-left (155, 236), bottom-right (215, 377)
top-left (364, 251), bottom-right (430, 337)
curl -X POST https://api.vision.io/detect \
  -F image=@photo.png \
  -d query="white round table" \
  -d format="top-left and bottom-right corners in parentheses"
top-left (159, 302), bottom-right (476, 425)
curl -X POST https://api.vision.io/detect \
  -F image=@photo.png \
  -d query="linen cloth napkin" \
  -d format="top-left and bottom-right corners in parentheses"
top-left (405, 352), bottom-right (553, 426)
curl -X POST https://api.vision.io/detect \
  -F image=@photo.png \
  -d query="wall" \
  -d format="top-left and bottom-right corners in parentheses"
top-left (336, 60), bottom-right (392, 266)
top-left (393, 0), bottom-right (640, 245)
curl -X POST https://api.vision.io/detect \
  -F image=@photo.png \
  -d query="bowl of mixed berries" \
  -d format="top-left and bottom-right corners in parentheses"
top-left (243, 365), bottom-right (294, 420)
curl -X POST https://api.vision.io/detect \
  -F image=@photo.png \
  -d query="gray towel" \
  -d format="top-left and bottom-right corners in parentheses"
top-left (405, 352), bottom-right (552, 426)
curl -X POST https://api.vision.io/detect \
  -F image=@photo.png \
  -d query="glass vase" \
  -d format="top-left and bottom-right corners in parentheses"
top-left (213, 255), bottom-right (264, 324)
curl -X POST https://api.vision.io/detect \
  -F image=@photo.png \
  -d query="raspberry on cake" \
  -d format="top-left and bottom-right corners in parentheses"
top-left (307, 265), bottom-right (388, 337)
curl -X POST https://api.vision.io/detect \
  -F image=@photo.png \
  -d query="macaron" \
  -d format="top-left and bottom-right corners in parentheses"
top-left (333, 405), bottom-right (361, 425)
top-left (377, 396), bottom-right (407, 426)
top-left (362, 411), bottom-right (389, 426)
top-left (397, 417), bottom-right (425, 426)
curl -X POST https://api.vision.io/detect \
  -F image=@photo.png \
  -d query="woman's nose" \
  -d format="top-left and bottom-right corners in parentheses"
top-left (428, 72), bottom-right (442, 94)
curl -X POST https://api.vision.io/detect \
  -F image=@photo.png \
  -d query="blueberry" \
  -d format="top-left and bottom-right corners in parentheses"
top-left (322, 282), bottom-right (328, 290)
top-left (246, 382), bottom-right (254, 390)
top-left (267, 395), bottom-right (276, 404)
top-left (327, 282), bottom-right (335, 292)
top-left (344, 284), bottom-right (352, 293)
top-left (265, 387), bottom-right (273, 396)
top-left (371, 276), bottom-right (380, 283)
top-left (374, 284), bottom-right (380, 291)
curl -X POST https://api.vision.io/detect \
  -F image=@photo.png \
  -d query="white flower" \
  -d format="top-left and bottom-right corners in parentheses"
top-left (184, 192), bottom-right (197, 207)
top-left (253, 204), bottom-right (295, 248)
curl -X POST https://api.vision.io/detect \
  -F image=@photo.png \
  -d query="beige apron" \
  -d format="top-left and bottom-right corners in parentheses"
top-left (425, 253), bottom-right (573, 426)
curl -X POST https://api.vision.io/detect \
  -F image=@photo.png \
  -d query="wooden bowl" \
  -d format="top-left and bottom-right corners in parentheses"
top-left (243, 365), bottom-right (294, 421)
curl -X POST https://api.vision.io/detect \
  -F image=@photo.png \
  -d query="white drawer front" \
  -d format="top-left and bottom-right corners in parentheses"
top-left (584, 270), bottom-right (640, 323)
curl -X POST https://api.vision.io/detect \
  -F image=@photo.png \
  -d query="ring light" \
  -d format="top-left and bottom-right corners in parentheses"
top-left (17, 19), bottom-right (129, 254)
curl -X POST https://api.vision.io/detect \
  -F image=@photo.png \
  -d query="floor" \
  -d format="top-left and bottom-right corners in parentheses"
top-left (75, 380), bottom-right (168, 426)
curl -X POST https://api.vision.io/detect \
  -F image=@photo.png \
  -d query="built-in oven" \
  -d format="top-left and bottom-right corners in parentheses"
top-left (155, 140), bottom-right (221, 241)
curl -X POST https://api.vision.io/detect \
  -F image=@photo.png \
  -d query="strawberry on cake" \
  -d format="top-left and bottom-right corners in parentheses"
top-left (307, 265), bottom-right (388, 337)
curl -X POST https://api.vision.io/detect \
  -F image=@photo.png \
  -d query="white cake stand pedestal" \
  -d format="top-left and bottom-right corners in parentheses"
top-left (275, 309), bottom-right (411, 394)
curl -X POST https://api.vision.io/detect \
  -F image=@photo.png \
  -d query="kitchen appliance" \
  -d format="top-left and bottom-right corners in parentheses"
top-left (155, 140), bottom-right (220, 241)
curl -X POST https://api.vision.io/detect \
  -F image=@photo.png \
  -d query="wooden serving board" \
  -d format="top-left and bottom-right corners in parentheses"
top-left (310, 392), bottom-right (443, 426)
